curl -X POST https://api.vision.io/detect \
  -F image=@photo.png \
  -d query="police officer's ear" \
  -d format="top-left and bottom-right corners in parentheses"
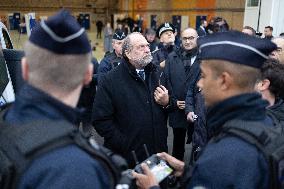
top-left (21, 57), bottom-right (29, 81)
top-left (219, 71), bottom-right (233, 91)
top-left (83, 63), bottom-right (94, 86)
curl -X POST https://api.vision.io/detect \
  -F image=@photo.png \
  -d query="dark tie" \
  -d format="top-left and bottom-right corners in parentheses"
top-left (138, 70), bottom-right (145, 80)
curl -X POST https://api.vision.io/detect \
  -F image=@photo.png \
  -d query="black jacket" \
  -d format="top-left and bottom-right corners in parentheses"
top-left (77, 57), bottom-right (99, 123)
top-left (152, 43), bottom-right (177, 67)
top-left (185, 64), bottom-right (207, 149)
top-left (164, 48), bottom-right (199, 129)
top-left (92, 59), bottom-right (168, 167)
top-left (267, 98), bottom-right (284, 128)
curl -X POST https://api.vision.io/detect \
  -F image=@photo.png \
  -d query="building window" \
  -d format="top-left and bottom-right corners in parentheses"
top-left (247, 0), bottom-right (259, 7)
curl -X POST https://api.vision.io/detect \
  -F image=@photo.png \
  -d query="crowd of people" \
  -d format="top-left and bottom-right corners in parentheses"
top-left (1, 9), bottom-right (284, 189)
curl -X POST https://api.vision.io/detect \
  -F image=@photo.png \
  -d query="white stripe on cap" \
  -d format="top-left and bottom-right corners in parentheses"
top-left (199, 41), bottom-right (269, 59)
top-left (159, 27), bottom-right (174, 37)
top-left (40, 20), bottom-right (85, 43)
top-left (114, 32), bottom-right (125, 40)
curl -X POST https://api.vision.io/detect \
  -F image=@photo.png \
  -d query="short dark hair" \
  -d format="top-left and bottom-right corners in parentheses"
top-left (243, 26), bottom-right (256, 36)
top-left (280, 33), bottom-right (284, 37)
top-left (265, 26), bottom-right (273, 31)
top-left (201, 19), bottom-right (207, 25)
top-left (212, 17), bottom-right (229, 33)
top-left (260, 60), bottom-right (284, 98)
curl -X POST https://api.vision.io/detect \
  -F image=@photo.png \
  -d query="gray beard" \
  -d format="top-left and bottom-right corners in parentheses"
top-left (135, 54), bottom-right (153, 68)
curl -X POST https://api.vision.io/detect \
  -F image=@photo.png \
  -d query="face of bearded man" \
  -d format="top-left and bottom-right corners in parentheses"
top-left (126, 33), bottom-right (153, 69)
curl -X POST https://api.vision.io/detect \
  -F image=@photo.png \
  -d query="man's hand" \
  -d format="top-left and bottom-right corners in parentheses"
top-left (132, 163), bottom-right (159, 189)
top-left (160, 60), bottom-right (166, 68)
top-left (157, 152), bottom-right (185, 177)
top-left (187, 112), bottom-right (197, 122)
top-left (177, 101), bottom-right (185, 110)
top-left (154, 85), bottom-right (169, 106)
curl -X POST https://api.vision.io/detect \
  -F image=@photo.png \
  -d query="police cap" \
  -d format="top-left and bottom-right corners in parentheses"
top-left (29, 9), bottom-right (91, 54)
top-left (198, 31), bottom-right (277, 68)
top-left (113, 30), bottom-right (126, 40)
top-left (156, 23), bottom-right (175, 38)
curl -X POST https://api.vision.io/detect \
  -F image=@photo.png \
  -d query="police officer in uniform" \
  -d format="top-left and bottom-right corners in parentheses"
top-left (3, 10), bottom-right (112, 189)
top-left (98, 30), bottom-right (126, 83)
top-left (133, 31), bottom-right (277, 189)
top-left (152, 23), bottom-right (177, 69)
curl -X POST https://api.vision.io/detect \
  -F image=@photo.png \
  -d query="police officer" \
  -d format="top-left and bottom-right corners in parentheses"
top-left (133, 31), bottom-right (277, 189)
top-left (98, 30), bottom-right (126, 83)
top-left (152, 23), bottom-right (177, 69)
top-left (3, 10), bottom-right (112, 189)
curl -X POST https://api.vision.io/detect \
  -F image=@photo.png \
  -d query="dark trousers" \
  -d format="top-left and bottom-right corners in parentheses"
top-left (172, 128), bottom-right (187, 161)
top-left (97, 29), bottom-right (102, 39)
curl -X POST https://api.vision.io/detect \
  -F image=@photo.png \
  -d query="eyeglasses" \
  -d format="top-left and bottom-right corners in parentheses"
top-left (182, 36), bottom-right (197, 41)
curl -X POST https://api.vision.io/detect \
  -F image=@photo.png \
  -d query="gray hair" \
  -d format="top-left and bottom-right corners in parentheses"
top-left (122, 32), bottom-right (143, 58)
top-left (24, 41), bottom-right (91, 93)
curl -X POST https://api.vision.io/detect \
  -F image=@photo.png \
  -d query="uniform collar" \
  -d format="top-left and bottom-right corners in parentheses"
top-left (11, 84), bottom-right (83, 125)
top-left (207, 93), bottom-right (268, 138)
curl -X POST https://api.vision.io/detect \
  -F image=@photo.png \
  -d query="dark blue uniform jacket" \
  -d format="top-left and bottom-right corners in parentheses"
top-left (98, 51), bottom-right (122, 84)
top-left (152, 43), bottom-right (176, 67)
top-left (4, 84), bottom-right (111, 189)
top-left (188, 93), bottom-right (270, 189)
top-left (150, 93), bottom-right (271, 189)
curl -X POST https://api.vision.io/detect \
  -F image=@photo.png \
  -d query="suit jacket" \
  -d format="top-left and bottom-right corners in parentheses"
top-left (164, 48), bottom-right (200, 128)
top-left (197, 26), bottom-right (207, 37)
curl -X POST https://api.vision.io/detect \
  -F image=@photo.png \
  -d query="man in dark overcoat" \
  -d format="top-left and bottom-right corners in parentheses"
top-left (92, 32), bottom-right (170, 167)
top-left (164, 28), bottom-right (199, 160)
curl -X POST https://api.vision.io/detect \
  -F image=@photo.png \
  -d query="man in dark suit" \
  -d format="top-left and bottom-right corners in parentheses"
top-left (164, 28), bottom-right (199, 160)
top-left (197, 19), bottom-right (208, 37)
